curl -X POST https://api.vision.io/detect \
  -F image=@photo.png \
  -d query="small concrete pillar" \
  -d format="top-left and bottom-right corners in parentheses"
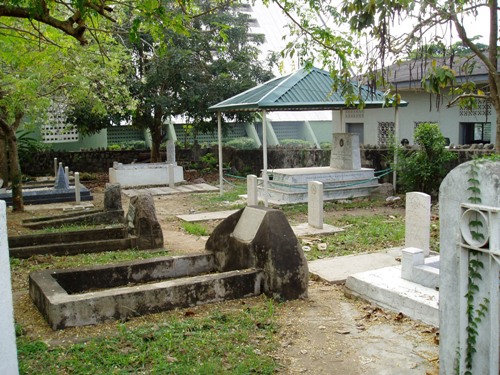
top-left (0, 201), bottom-right (19, 374)
top-left (401, 247), bottom-right (424, 281)
top-left (247, 174), bottom-right (258, 206)
top-left (75, 172), bottom-right (81, 204)
top-left (54, 158), bottom-right (58, 177)
top-left (308, 181), bottom-right (324, 229)
top-left (168, 164), bottom-right (175, 188)
top-left (405, 192), bottom-right (431, 256)
top-left (64, 166), bottom-right (69, 180)
top-left (166, 139), bottom-right (176, 166)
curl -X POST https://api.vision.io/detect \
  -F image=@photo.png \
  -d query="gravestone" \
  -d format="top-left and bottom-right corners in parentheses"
top-left (205, 206), bottom-right (308, 300)
top-left (405, 192), bottom-right (431, 256)
top-left (247, 174), bottom-right (258, 206)
top-left (308, 181), bottom-right (323, 229)
top-left (0, 201), bottom-right (19, 374)
top-left (439, 160), bottom-right (500, 374)
top-left (330, 133), bottom-right (361, 170)
top-left (54, 164), bottom-right (70, 189)
top-left (104, 183), bottom-right (122, 211)
top-left (127, 192), bottom-right (164, 249)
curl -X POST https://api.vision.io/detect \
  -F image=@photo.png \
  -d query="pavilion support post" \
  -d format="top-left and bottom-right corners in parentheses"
top-left (217, 112), bottom-right (223, 196)
top-left (340, 109), bottom-right (344, 132)
top-left (393, 106), bottom-right (399, 191)
top-left (262, 110), bottom-right (269, 207)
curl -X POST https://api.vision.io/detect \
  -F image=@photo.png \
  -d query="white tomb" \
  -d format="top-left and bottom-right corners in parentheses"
top-left (109, 162), bottom-right (184, 188)
top-left (258, 133), bottom-right (378, 204)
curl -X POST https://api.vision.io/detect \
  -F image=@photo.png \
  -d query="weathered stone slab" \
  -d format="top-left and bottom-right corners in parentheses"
top-left (206, 206), bottom-right (308, 300)
top-left (104, 183), bottom-right (122, 211)
top-left (127, 193), bottom-right (163, 250)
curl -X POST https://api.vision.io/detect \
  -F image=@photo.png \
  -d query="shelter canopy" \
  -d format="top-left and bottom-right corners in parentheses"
top-left (208, 66), bottom-right (407, 113)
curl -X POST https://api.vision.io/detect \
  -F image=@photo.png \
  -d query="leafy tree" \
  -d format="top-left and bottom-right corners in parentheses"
top-left (0, 18), bottom-right (133, 211)
top-left (124, 1), bottom-right (275, 162)
top-left (394, 123), bottom-right (456, 197)
top-left (272, 0), bottom-right (500, 151)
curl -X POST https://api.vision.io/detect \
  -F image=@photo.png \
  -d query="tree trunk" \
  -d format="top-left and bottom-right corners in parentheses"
top-left (0, 115), bottom-right (24, 211)
top-left (150, 106), bottom-right (164, 163)
top-left (0, 134), bottom-right (8, 187)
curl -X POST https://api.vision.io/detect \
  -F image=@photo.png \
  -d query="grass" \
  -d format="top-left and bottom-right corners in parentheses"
top-left (191, 179), bottom-right (247, 210)
top-left (17, 299), bottom-right (279, 374)
top-left (302, 214), bottom-right (406, 260)
top-left (181, 222), bottom-right (209, 236)
top-left (36, 223), bottom-right (122, 234)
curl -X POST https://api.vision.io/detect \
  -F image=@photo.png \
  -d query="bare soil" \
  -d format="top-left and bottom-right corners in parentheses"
top-left (7, 177), bottom-right (439, 374)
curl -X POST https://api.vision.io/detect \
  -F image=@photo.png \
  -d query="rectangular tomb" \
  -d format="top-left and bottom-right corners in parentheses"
top-left (109, 162), bottom-right (184, 188)
top-left (30, 253), bottom-right (264, 329)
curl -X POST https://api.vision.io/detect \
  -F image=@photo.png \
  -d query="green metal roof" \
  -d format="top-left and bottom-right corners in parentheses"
top-left (209, 67), bottom-right (407, 112)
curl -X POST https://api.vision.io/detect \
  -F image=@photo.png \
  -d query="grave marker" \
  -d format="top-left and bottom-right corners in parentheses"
top-left (308, 181), bottom-right (323, 229)
top-left (405, 192), bottom-right (431, 256)
top-left (439, 160), bottom-right (500, 374)
top-left (0, 201), bottom-right (19, 374)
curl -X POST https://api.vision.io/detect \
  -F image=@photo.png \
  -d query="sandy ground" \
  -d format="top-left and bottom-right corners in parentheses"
top-left (7, 185), bottom-right (439, 374)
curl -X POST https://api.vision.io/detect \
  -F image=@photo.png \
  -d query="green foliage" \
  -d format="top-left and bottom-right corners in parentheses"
top-left (108, 141), bottom-right (148, 151)
top-left (225, 137), bottom-right (259, 149)
top-left (394, 123), bottom-right (456, 197)
top-left (16, 129), bottom-right (51, 168)
top-left (181, 222), bottom-right (209, 236)
top-left (320, 142), bottom-right (332, 149)
top-left (279, 139), bottom-right (314, 148)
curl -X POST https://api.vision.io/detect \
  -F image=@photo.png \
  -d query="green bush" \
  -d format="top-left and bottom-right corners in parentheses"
top-left (279, 139), bottom-right (314, 148)
top-left (225, 137), bottom-right (258, 149)
top-left (107, 144), bottom-right (121, 150)
top-left (320, 142), bottom-right (332, 149)
top-left (394, 122), bottom-right (456, 197)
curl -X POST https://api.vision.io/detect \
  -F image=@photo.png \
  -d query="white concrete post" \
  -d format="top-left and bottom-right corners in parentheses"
top-left (308, 181), bottom-right (324, 229)
top-left (0, 201), bottom-right (19, 374)
top-left (262, 110), bottom-right (269, 207)
top-left (54, 157), bottom-right (58, 177)
top-left (247, 174), bottom-right (258, 206)
top-left (405, 192), bottom-right (431, 256)
top-left (217, 111), bottom-right (223, 196)
top-left (75, 172), bottom-right (81, 204)
top-left (64, 166), bottom-right (69, 181)
top-left (168, 164), bottom-right (175, 188)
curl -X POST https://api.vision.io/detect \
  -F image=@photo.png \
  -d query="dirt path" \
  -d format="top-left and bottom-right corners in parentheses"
top-left (8, 186), bottom-right (439, 373)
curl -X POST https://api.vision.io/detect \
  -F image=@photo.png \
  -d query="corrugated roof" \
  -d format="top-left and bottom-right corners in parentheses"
top-left (209, 67), bottom-right (407, 112)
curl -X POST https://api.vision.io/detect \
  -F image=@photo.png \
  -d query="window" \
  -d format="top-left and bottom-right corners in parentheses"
top-left (460, 122), bottom-right (491, 144)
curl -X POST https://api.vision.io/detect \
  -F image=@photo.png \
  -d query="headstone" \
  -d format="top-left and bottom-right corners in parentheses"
top-left (205, 206), bottom-right (308, 300)
top-left (104, 183), bottom-right (122, 211)
top-left (0, 201), bottom-right (20, 374)
top-left (247, 174), bottom-right (258, 206)
top-left (75, 172), bottom-right (81, 204)
top-left (439, 160), bottom-right (500, 374)
top-left (127, 192), bottom-right (164, 250)
top-left (405, 192), bottom-right (431, 256)
top-left (330, 133), bottom-right (361, 170)
top-left (54, 157), bottom-right (58, 177)
top-left (308, 181), bottom-right (323, 229)
top-left (64, 166), bottom-right (69, 180)
top-left (54, 165), bottom-right (70, 189)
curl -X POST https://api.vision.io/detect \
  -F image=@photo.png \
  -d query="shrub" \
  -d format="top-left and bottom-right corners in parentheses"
top-left (225, 137), bottom-right (258, 149)
top-left (320, 142), bottom-right (332, 149)
top-left (394, 122), bottom-right (456, 197)
top-left (279, 139), bottom-right (314, 148)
